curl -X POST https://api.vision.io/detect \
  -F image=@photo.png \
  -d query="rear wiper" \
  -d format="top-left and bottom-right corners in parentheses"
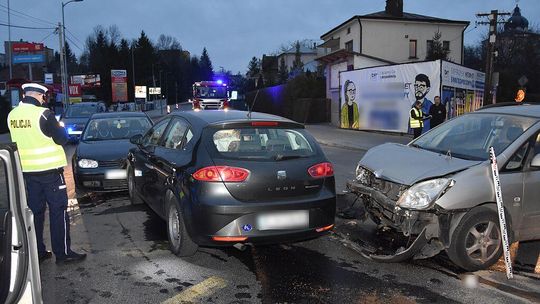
top-left (273, 154), bottom-right (307, 161)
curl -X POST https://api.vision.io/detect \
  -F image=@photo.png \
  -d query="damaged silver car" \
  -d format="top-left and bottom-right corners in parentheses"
top-left (348, 104), bottom-right (540, 271)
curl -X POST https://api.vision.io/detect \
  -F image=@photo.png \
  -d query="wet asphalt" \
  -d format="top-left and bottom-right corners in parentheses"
top-left (36, 136), bottom-right (529, 304)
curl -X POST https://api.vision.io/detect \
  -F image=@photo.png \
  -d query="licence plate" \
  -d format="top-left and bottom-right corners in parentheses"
top-left (105, 169), bottom-right (127, 180)
top-left (257, 210), bottom-right (309, 230)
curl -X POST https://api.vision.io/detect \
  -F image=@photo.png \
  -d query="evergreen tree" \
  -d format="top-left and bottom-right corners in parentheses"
top-left (278, 56), bottom-right (288, 84)
top-left (246, 56), bottom-right (260, 79)
top-left (291, 41), bottom-right (304, 72)
top-left (199, 47), bottom-right (214, 80)
top-left (426, 30), bottom-right (450, 61)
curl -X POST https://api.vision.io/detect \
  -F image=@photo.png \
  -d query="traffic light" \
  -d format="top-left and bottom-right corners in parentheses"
top-left (515, 88), bottom-right (526, 103)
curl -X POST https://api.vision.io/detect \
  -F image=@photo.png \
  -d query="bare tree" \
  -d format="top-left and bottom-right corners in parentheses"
top-left (156, 34), bottom-right (182, 50)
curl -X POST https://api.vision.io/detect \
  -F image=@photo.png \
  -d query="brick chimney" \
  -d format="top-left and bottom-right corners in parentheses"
top-left (385, 0), bottom-right (403, 17)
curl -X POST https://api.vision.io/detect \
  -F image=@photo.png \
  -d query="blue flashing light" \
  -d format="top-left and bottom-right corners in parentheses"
top-left (67, 127), bottom-right (73, 133)
top-left (216, 79), bottom-right (223, 85)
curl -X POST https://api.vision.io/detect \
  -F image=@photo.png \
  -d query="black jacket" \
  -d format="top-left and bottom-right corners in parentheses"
top-left (429, 103), bottom-right (447, 128)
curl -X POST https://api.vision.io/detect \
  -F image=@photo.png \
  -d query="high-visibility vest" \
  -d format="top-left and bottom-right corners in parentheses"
top-left (8, 103), bottom-right (67, 172)
top-left (410, 108), bottom-right (423, 129)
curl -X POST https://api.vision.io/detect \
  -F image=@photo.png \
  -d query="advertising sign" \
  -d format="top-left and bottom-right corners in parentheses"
top-left (149, 87), bottom-right (161, 95)
top-left (71, 74), bottom-right (101, 88)
top-left (339, 61), bottom-right (440, 133)
top-left (12, 54), bottom-right (44, 64)
top-left (68, 84), bottom-right (82, 97)
top-left (12, 42), bottom-right (44, 53)
top-left (135, 86), bottom-right (147, 99)
top-left (441, 61), bottom-right (485, 119)
top-left (44, 73), bottom-right (53, 84)
top-left (111, 70), bottom-right (128, 103)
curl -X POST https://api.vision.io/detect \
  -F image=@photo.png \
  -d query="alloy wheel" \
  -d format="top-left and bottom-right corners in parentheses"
top-left (464, 220), bottom-right (501, 264)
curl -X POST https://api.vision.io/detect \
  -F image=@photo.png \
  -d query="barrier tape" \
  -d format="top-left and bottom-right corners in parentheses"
top-left (489, 147), bottom-right (513, 279)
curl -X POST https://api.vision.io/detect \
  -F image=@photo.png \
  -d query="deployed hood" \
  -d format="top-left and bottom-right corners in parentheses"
top-left (76, 139), bottom-right (134, 161)
top-left (359, 143), bottom-right (483, 186)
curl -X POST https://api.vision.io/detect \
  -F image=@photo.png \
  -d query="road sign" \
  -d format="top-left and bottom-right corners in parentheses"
top-left (44, 73), bottom-right (53, 84)
top-left (149, 87), bottom-right (161, 95)
top-left (12, 42), bottom-right (44, 52)
top-left (68, 84), bottom-right (82, 97)
top-left (12, 54), bottom-right (44, 64)
top-left (135, 86), bottom-right (147, 99)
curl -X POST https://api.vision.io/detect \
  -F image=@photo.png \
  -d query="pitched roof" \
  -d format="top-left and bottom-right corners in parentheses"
top-left (321, 12), bottom-right (469, 39)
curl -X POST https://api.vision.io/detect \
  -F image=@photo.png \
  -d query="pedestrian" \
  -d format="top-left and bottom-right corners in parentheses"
top-left (410, 100), bottom-right (431, 139)
top-left (429, 96), bottom-right (447, 129)
top-left (8, 83), bottom-right (86, 264)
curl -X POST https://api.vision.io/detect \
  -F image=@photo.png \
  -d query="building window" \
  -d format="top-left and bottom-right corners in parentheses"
top-left (443, 41), bottom-right (450, 51)
top-left (347, 27), bottom-right (351, 34)
top-left (409, 40), bottom-right (417, 58)
top-left (426, 40), bottom-right (433, 55)
top-left (345, 40), bottom-right (353, 52)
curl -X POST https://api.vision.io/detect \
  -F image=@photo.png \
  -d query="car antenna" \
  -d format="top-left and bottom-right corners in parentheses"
top-left (247, 89), bottom-right (260, 119)
top-left (446, 149), bottom-right (452, 160)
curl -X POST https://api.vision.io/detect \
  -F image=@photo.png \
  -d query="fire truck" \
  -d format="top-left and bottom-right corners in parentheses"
top-left (190, 80), bottom-right (229, 110)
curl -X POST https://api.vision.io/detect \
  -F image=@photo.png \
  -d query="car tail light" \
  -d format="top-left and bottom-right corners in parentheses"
top-left (251, 121), bottom-right (278, 127)
top-left (308, 162), bottom-right (334, 178)
top-left (212, 236), bottom-right (248, 242)
top-left (193, 166), bottom-right (250, 182)
top-left (193, 99), bottom-right (201, 109)
top-left (222, 99), bottom-right (229, 108)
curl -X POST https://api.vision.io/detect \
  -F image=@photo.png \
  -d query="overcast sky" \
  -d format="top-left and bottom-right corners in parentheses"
top-left (2, 0), bottom-right (539, 74)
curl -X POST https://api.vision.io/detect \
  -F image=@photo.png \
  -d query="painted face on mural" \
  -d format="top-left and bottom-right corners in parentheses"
top-left (414, 73), bottom-right (431, 101)
top-left (345, 81), bottom-right (356, 105)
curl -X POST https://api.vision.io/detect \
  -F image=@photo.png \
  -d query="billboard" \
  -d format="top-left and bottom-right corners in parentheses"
top-left (71, 74), bottom-right (101, 88)
top-left (111, 70), bottom-right (128, 103)
top-left (13, 54), bottom-right (44, 64)
top-left (340, 61), bottom-right (440, 133)
top-left (12, 42), bottom-right (44, 52)
top-left (441, 61), bottom-right (485, 119)
top-left (135, 86), bottom-right (147, 99)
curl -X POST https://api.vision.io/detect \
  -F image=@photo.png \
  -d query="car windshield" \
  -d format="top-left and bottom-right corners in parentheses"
top-left (82, 117), bottom-right (152, 141)
top-left (195, 86), bottom-right (227, 99)
top-left (208, 127), bottom-right (317, 160)
top-left (412, 113), bottom-right (537, 161)
top-left (65, 104), bottom-right (98, 118)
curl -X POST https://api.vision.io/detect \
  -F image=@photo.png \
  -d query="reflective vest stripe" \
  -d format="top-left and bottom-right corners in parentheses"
top-left (19, 146), bottom-right (59, 156)
top-left (410, 108), bottom-right (423, 128)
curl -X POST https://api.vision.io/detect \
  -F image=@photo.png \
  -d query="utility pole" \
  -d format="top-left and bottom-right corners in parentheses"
top-left (476, 10), bottom-right (510, 104)
top-left (58, 22), bottom-right (67, 112)
top-left (7, 0), bottom-right (12, 79)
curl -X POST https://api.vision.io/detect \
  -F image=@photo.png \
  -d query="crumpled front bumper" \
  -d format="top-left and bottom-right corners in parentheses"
top-left (346, 180), bottom-right (449, 262)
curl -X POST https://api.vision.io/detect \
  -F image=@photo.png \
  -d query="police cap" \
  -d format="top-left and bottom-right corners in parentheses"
top-left (22, 83), bottom-right (48, 94)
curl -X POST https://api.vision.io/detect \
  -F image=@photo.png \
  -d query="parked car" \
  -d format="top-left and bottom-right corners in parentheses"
top-left (127, 110), bottom-right (336, 256)
top-left (0, 144), bottom-right (42, 304)
top-left (73, 112), bottom-right (153, 197)
top-left (348, 103), bottom-right (540, 271)
top-left (60, 102), bottom-right (107, 142)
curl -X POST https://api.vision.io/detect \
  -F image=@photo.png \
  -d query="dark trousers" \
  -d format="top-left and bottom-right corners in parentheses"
top-left (24, 171), bottom-right (71, 257)
top-left (412, 127), bottom-right (422, 139)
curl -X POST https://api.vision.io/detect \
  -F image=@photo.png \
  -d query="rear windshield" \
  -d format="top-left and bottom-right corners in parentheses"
top-left (208, 127), bottom-right (317, 160)
top-left (65, 104), bottom-right (98, 118)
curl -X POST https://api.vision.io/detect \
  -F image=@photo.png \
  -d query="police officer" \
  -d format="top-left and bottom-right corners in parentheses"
top-left (8, 83), bottom-right (86, 264)
top-left (410, 100), bottom-right (431, 139)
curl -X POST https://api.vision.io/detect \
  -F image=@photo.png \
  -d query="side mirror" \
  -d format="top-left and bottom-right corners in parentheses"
top-left (531, 153), bottom-right (540, 168)
top-left (130, 134), bottom-right (143, 145)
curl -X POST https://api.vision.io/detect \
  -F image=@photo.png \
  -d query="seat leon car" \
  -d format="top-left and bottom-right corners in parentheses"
top-left (127, 110), bottom-right (336, 256)
top-left (73, 112), bottom-right (153, 197)
top-left (348, 103), bottom-right (540, 271)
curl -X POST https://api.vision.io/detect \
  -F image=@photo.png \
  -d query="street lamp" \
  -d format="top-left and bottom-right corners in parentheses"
top-left (61, 0), bottom-right (83, 112)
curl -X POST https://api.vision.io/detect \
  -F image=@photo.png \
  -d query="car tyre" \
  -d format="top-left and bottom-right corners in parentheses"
top-left (447, 207), bottom-right (503, 271)
top-left (166, 197), bottom-right (198, 257)
top-left (127, 166), bottom-right (144, 205)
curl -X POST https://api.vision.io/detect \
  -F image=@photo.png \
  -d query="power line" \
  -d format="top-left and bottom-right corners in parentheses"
top-left (66, 35), bottom-right (83, 52)
top-left (0, 21), bottom-right (55, 30)
top-left (65, 28), bottom-right (84, 46)
top-left (0, 4), bottom-right (55, 26)
top-left (40, 30), bottom-right (58, 43)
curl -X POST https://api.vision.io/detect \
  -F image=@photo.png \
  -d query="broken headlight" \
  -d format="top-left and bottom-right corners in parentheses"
top-left (397, 178), bottom-right (453, 210)
top-left (355, 165), bottom-right (370, 185)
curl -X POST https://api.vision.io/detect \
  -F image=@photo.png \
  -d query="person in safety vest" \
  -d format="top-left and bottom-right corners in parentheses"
top-left (410, 100), bottom-right (431, 139)
top-left (8, 83), bottom-right (86, 264)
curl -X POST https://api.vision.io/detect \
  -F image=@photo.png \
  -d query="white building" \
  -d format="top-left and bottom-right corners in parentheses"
top-left (317, 0), bottom-right (469, 126)
top-left (277, 44), bottom-right (318, 72)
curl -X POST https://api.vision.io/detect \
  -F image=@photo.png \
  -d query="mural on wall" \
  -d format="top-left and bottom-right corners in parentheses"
top-left (339, 60), bottom-right (485, 133)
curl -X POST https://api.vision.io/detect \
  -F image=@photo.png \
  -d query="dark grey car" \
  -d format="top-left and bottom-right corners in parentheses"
top-left (348, 103), bottom-right (540, 271)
